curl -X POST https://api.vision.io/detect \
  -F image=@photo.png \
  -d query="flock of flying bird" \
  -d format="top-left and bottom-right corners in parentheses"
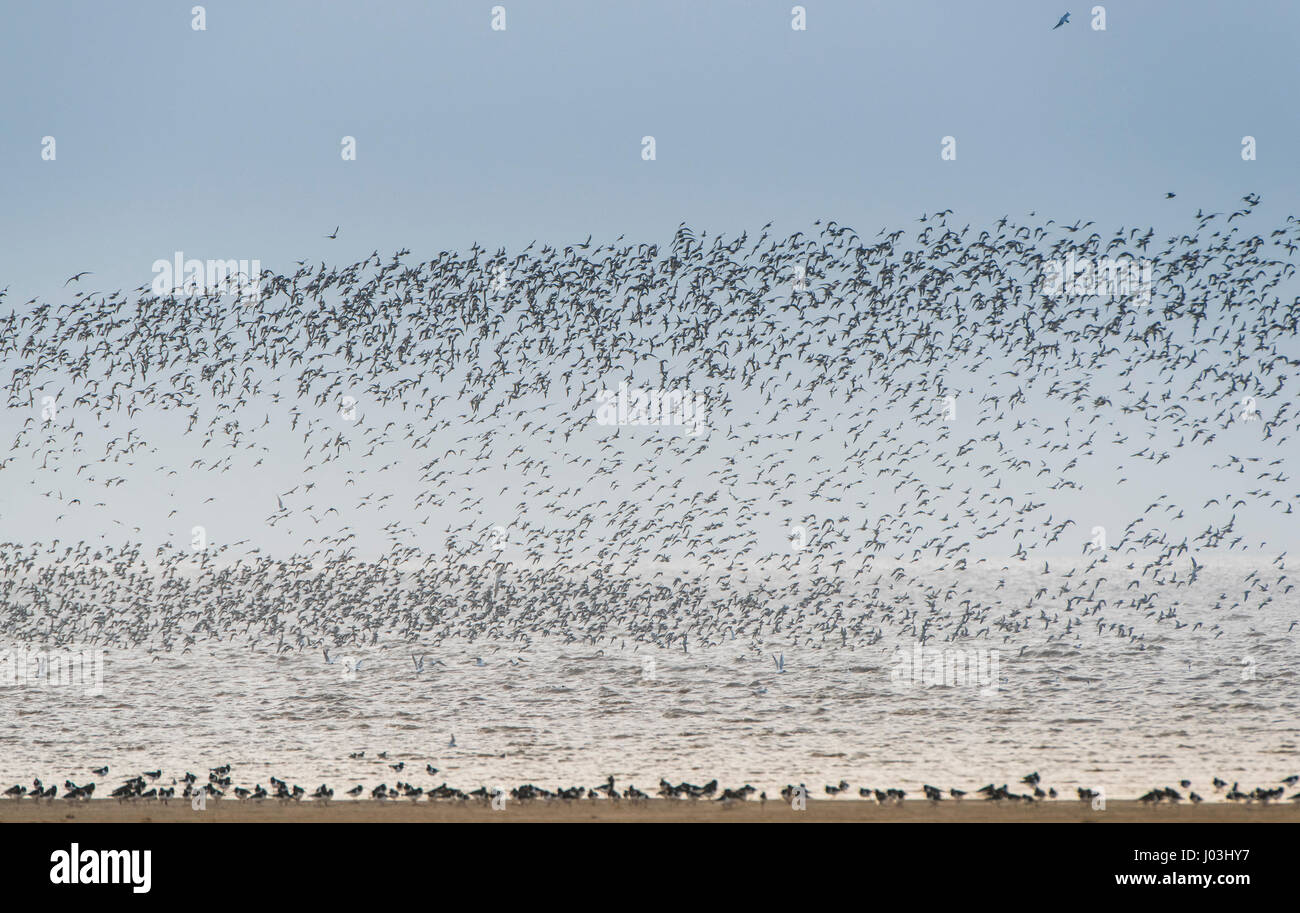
top-left (2, 194), bottom-right (1299, 800)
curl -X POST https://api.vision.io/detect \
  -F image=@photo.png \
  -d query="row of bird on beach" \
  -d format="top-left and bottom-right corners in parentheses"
top-left (2, 198), bottom-right (1298, 667)
top-left (7, 766), bottom-right (1299, 804)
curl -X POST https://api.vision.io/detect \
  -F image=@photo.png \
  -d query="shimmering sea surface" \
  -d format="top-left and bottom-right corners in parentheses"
top-left (2, 562), bottom-right (1295, 801)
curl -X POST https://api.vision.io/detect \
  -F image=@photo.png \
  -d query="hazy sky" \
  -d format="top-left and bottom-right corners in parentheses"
top-left (2, 0), bottom-right (1297, 301)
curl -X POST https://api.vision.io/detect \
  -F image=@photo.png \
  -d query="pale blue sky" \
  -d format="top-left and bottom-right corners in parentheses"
top-left (2, 1), bottom-right (1296, 301)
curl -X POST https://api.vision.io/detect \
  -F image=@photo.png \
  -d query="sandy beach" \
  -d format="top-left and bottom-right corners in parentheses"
top-left (3, 799), bottom-right (1297, 823)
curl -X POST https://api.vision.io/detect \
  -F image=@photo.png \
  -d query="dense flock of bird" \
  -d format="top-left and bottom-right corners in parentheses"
top-left (7, 764), bottom-right (1300, 806)
top-left (2, 197), bottom-right (1297, 655)
top-left (2, 199), bottom-right (1299, 800)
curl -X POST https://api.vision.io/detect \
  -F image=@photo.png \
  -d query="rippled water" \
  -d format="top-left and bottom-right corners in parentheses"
top-left (2, 561), bottom-right (1295, 801)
